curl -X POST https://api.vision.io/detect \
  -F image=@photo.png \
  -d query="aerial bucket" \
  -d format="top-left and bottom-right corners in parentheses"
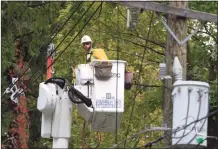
top-left (76, 60), bottom-right (127, 132)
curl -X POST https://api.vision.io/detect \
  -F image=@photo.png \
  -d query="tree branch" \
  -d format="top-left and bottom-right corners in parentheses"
top-left (112, 127), bottom-right (172, 148)
top-left (132, 83), bottom-right (172, 91)
top-left (117, 35), bottom-right (165, 56)
top-left (14, 31), bottom-right (34, 41)
top-left (101, 21), bottom-right (165, 48)
top-left (188, 25), bottom-right (216, 41)
top-left (92, 25), bottom-right (165, 56)
top-left (204, 24), bottom-right (216, 41)
top-left (110, 4), bottom-right (165, 48)
top-left (104, 47), bottom-right (161, 63)
top-left (26, 2), bottom-right (51, 8)
top-left (120, 31), bottom-right (165, 48)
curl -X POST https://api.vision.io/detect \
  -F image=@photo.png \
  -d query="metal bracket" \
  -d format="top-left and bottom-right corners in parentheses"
top-left (157, 12), bottom-right (202, 45)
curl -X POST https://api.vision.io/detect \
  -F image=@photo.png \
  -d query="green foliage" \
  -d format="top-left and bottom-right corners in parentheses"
top-left (1, 1), bottom-right (217, 148)
top-left (1, 112), bottom-right (13, 136)
top-left (189, 1), bottom-right (218, 14)
top-left (210, 79), bottom-right (218, 108)
top-left (1, 1), bottom-right (64, 148)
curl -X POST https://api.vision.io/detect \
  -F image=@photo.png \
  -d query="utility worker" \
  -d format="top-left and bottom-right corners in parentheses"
top-left (71, 35), bottom-right (109, 83)
top-left (81, 35), bottom-right (109, 63)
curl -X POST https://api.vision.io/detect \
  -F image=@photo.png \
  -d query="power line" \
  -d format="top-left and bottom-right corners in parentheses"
top-left (106, 2), bottom-right (145, 42)
top-left (123, 12), bottom-right (154, 148)
top-left (170, 88), bottom-right (193, 146)
top-left (88, 7), bottom-right (165, 56)
top-left (4, 2), bottom-right (103, 104)
top-left (30, 2), bottom-right (101, 83)
top-left (104, 47), bottom-right (161, 64)
top-left (24, 2), bottom-right (95, 84)
top-left (1, 2), bottom-right (95, 102)
top-left (138, 109), bottom-right (218, 148)
top-left (165, 111), bottom-right (212, 149)
top-left (99, 22), bottom-right (165, 56)
top-left (1, 2), bottom-right (96, 116)
top-left (139, 92), bottom-right (209, 149)
top-left (115, 4), bottom-right (120, 145)
top-left (1, 2), bottom-right (84, 100)
top-left (182, 108), bottom-right (207, 148)
top-left (97, 7), bottom-right (165, 48)
top-left (112, 118), bottom-right (168, 148)
top-left (169, 91), bottom-right (203, 147)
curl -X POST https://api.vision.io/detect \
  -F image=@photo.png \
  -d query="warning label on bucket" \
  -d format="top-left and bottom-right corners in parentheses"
top-left (96, 99), bottom-right (121, 108)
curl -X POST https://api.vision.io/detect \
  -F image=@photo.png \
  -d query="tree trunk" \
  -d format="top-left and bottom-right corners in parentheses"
top-left (17, 95), bottom-right (29, 149)
top-left (7, 38), bottom-right (30, 149)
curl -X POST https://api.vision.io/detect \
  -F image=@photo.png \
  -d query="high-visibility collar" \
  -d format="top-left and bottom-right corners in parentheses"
top-left (86, 48), bottom-right (94, 63)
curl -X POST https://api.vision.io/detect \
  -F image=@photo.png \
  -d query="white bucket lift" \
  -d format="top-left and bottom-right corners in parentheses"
top-left (37, 60), bottom-right (126, 148)
top-left (37, 79), bottom-right (73, 148)
top-left (172, 57), bottom-right (210, 146)
top-left (75, 60), bottom-right (126, 132)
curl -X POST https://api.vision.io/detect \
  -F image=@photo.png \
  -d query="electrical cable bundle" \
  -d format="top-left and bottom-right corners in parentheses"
top-left (68, 86), bottom-right (92, 107)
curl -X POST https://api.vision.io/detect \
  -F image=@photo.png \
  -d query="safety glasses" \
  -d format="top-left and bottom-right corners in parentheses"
top-left (83, 42), bottom-right (91, 46)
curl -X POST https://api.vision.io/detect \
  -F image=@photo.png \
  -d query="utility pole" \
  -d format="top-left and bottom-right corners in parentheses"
top-left (163, 1), bottom-right (188, 146)
top-left (114, 1), bottom-right (217, 148)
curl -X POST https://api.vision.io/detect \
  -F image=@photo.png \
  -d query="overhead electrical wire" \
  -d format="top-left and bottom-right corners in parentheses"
top-left (101, 3), bottom-right (165, 49)
top-left (115, 5), bottom-right (120, 145)
top-left (1, 1), bottom-right (84, 100)
top-left (163, 90), bottom-right (206, 149)
top-left (30, 2), bottom-right (102, 86)
top-left (1, 1), bottom-right (95, 102)
top-left (186, 119), bottom-right (207, 147)
top-left (81, 121), bottom-right (101, 148)
top-left (169, 91), bottom-right (203, 147)
top-left (25, 2), bottom-right (95, 83)
top-left (111, 109), bottom-right (165, 148)
top-left (171, 88), bottom-right (192, 146)
top-left (99, 22), bottom-right (165, 56)
top-left (98, 21), bottom-right (165, 48)
top-left (133, 88), bottom-right (208, 149)
top-left (1, 2), bottom-right (97, 115)
top-left (183, 93), bottom-right (210, 148)
top-left (184, 109), bottom-right (207, 148)
top-left (137, 109), bottom-right (218, 148)
top-left (106, 2), bottom-right (142, 40)
top-left (112, 108), bottom-right (218, 149)
top-left (104, 47), bottom-right (161, 64)
top-left (123, 12), bottom-right (154, 148)
top-left (2, 2), bottom-right (215, 148)
top-left (166, 115), bottom-right (207, 149)
top-left (3, 2), bottom-right (103, 108)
